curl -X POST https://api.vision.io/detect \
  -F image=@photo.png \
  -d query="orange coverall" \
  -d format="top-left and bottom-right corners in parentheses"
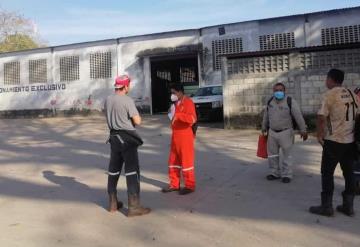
top-left (168, 96), bottom-right (197, 190)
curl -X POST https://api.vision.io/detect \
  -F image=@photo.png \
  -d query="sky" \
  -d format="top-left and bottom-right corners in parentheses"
top-left (1, 0), bottom-right (360, 46)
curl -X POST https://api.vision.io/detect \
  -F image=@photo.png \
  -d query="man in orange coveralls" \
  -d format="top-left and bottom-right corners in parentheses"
top-left (162, 84), bottom-right (197, 195)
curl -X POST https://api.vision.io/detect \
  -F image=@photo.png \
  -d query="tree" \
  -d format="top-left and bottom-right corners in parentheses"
top-left (0, 8), bottom-right (43, 52)
top-left (0, 33), bottom-right (39, 52)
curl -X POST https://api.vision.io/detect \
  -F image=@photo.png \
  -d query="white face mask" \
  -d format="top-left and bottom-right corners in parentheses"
top-left (171, 94), bottom-right (178, 102)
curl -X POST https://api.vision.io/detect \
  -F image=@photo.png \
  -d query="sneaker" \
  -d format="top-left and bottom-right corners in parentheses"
top-left (179, 188), bottom-right (194, 195)
top-left (282, 177), bottom-right (291, 183)
top-left (266, 175), bottom-right (280, 181)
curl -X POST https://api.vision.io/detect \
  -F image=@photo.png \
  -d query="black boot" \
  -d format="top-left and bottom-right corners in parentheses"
top-left (108, 193), bottom-right (123, 213)
top-left (309, 192), bottom-right (334, 217)
top-left (336, 192), bottom-right (355, 217)
top-left (127, 194), bottom-right (151, 217)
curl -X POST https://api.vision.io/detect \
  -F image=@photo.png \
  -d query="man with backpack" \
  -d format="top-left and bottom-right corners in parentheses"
top-left (309, 69), bottom-right (359, 217)
top-left (262, 82), bottom-right (308, 183)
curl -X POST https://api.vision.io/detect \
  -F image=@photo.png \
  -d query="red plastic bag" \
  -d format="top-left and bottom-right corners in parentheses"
top-left (257, 134), bottom-right (268, 159)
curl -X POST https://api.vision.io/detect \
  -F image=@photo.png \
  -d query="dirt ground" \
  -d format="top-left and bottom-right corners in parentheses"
top-left (0, 115), bottom-right (359, 247)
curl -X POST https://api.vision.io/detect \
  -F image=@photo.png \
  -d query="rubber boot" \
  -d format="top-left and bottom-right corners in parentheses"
top-left (336, 192), bottom-right (355, 217)
top-left (127, 194), bottom-right (151, 217)
top-left (108, 193), bottom-right (123, 213)
top-left (309, 192), bottom-right (334, 217)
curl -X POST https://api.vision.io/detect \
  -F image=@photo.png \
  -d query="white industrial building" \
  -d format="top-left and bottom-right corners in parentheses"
top-left (0, 6), bottom-right (360, 124)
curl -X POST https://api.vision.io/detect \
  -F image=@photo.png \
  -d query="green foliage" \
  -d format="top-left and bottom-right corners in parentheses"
top-left (0, 33), bottom-right (39, 52)
top-left (0, 8), bottom-right (43, 52)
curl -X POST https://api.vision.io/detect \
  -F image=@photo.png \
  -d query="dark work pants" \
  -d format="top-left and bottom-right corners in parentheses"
top-left (107, 135), bottom-right (140, 196)
top-left (321, 140), bottom-right (356, 196)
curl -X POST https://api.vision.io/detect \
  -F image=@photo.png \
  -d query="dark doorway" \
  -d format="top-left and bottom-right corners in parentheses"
top-left (151, 56), bottom-right (199, 113)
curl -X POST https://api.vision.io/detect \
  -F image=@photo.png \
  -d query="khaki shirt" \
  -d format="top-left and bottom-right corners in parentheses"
top-left (318, 87), bottom-right (360, 144)
top-left (262, 96), bottom-right (307, 133)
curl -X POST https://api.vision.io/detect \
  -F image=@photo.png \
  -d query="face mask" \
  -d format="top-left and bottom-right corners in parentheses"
top-left (274, 91), bottom-right (285, 100)
top-left (171, 94), bottom-right (178, 102)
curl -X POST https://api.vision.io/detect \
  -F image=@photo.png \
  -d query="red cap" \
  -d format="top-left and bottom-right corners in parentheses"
top-left (114, 75), bottom-right (130, 88)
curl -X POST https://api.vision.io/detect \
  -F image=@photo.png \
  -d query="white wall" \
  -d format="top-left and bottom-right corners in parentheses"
top-left (1, 8), bottom-right (360, 113)
top-left (0, 41), bottom-right (120, 111)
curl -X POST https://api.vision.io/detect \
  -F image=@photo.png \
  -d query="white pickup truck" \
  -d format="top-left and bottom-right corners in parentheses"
top-left (191, 85), bottom-right (223, 121)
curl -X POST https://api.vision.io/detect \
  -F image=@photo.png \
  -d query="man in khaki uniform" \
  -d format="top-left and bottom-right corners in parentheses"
top-left (310, 69), bottom-right (359, 217)
top-left (262, 83), bottom-right (308, 183)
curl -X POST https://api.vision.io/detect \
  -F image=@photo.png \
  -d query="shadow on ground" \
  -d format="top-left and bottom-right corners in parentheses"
top-left (0, 115), bottom-right (359, 246)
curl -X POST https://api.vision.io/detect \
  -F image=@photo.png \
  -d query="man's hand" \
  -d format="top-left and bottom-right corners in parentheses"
top-left (171, 116), bottom-right (177, 125)
top-left (317, 115), bottom-right (326, 146)
top-left (300, 132), bottom-right (308, 141)
top-left (261, 130), bottom-right (267, 136)
top-left (317, 135), bottom-right (325, 146)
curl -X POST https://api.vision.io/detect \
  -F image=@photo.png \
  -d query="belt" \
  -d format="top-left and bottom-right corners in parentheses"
top-left (271, 128), bottom-right (290, 133)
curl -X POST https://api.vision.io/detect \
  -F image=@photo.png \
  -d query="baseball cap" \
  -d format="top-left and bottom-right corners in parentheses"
top-left (114, 75), bottom-right (131, 89)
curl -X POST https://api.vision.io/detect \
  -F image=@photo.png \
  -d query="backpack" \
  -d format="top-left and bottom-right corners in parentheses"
top-left (348, 89), bottom-right (360, 143)
top-left (192, 109), bottom-right (199, 136)
top-left (267, 96), bottom-right (298, 130)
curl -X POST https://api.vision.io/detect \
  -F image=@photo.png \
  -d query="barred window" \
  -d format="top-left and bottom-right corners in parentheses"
top-left (156, 70), bottom-right (171, 81)
top-left (180, 67), bottom-right (196, 83)
top-left (60, 56), bottom-right (80, 82)
top-left (4, 61), bottom-right (20, 85)
top-left (90, 51), bottom-right (112, 79)
top-left (212, 38), bottom-right (243, 70)
top-left (321, 25), bottom-right (360, 45)
top-left (29, 59), bottom-right (47, 83)
top-left (259, 33), bottom-right (295, 51)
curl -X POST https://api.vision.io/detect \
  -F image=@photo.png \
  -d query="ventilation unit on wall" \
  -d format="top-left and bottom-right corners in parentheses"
top-left (218, 26), bottom-right (226, 36)
top-left (321, 25), bottom-right (360, 46)
top-left (29, 59), bottom-right (47, 84)
top-left (259, 32), bottom-right (295, 51)
top-left (228, 54), bottom-right (290, 75)
top-left (60, 56), bottom-right (80, 82)
top-left (212, 37), bottom-right (243, 70)
top-left (4, 61), bottom-right (20, 85)
top-left (301, 49), bottom-right (360, 70)
top-left (89, 51), bottom-right (112, 79)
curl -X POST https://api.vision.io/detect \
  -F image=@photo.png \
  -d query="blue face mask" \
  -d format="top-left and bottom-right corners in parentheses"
top-left (274, 91), bottom-right (285, 100)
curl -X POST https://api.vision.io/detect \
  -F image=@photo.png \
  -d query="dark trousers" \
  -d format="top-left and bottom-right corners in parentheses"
top-left (321, 140), bottom-right (356, 196)
top-left (107, 135), bottom-right (140, 196)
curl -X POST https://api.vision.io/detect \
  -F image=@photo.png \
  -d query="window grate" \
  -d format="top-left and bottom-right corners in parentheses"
top-left (156, 70), bottom-right (171, 81)
top-left (29, 59), bottom-right (47, 84)
top-left (212, 37), bottom-right (243, 70)
top-left (321, 25), bottom-right (360, 45)
top-left (90, 51), bottom-right (112, 79)
top-left (4, 61), bottom-right (20, 85)
top-left (60, 56), bottom-right (80, 82)
top-left (300, 49), bottom-right (360, 70)
top-left (228, 54), bottom-right (289, 75)
top-left (259, 33), bottom-right (295, 51)
top-left (180, 67), bottom-right (196, 83)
